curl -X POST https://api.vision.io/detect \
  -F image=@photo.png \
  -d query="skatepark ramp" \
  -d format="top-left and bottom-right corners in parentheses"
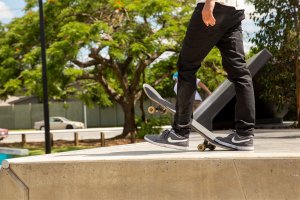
top-left (1, 129), bottom-right (300, 200)
top-left (194, 49), bottom-right (272, 130)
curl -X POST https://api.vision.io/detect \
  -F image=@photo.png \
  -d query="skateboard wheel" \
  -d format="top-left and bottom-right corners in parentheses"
top-left (148, 106), bottom-right (156, 114)
top-left (197, 144), bottom-right (206, 151)
top-left (208, 144), bottom-right (216, 151)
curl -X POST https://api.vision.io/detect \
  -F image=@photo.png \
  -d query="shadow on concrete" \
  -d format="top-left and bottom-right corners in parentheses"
top-left (54, 149), bottom-right (230, 157)
top-left (254, 129), bottom-right (300, 133)
top-left (55, 150), bottom-right (195, 157)
top-left (255, 135), bottom-right (300, 139)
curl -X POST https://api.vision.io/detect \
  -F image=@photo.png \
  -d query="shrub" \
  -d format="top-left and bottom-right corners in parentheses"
top-left (136, 116), bottom-right (172, 139)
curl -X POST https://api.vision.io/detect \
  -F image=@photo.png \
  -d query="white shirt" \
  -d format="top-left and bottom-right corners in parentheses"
top-left (196, 0), bottom-right (245, 10)
top-left (174, 79), bottom-right (202, 101)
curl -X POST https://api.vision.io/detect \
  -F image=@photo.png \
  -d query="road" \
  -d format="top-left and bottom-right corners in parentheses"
top-left (1, 126), bottom-right (173, 144)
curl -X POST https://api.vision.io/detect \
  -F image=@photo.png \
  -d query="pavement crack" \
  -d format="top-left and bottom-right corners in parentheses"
top-left (233, 160), bottom-right (248, 200)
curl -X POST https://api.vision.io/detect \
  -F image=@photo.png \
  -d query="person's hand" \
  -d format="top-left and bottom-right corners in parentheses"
top-left (202, 0), bottom-right (216, 26)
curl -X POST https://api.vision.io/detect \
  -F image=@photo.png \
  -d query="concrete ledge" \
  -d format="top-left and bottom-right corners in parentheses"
top-left (0, 168), bottom-right (29, 200)
top-left (0, 147), bottom-right (29, 156)
top-left (1, 130), bottom-right (300, 200)
top-left (1, 158), bottom-right (300, 200)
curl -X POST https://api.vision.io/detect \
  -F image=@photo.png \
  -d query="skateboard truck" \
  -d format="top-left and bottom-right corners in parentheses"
top-left (197, 139), bottom-right (216, 151)
top-left (148, 105), bottom-right (167, 114)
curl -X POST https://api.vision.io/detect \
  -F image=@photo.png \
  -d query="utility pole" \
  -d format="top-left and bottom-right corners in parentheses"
top-left (296, 2), bottom-right (300, 127)
top-left (38, 0), bottom-right (51, 153)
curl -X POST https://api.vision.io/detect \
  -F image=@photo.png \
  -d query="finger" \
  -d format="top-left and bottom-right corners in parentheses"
top-left (202, 11), bottom-right (215, 26)
top-left (208, 15), bottom-right (216, 26)
top-left (208, 20), bottom-right (215, 26)
top-left (202, 16), bottom-right (209, 26)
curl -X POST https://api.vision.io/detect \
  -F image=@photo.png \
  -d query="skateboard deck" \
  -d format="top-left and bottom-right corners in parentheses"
top-left (143, 83), bottom-right (235, 151)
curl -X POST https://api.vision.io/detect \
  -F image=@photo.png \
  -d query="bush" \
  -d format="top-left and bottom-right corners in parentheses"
top-left (136, 116), bottom-right (172, 139)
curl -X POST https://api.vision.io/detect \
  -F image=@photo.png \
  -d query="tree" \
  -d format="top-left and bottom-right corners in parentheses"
top-left (248, 0), bottom-right (299, 125)
top-left (0, 0), bottom-right (197, 137)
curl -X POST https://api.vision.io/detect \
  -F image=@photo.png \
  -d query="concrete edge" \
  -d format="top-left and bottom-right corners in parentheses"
top-left (0, 167), bottom-right (29, 200)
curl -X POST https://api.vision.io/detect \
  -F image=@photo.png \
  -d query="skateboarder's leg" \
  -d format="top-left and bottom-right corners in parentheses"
top-left (216, 22), bottom-right (255, 136)
top-left (174, 4), bottom-right (220, 136)
top-left (214, 22), bottom-right (255, 151)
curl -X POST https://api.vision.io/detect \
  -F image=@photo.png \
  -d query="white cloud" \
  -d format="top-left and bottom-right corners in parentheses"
top-left (0, 2), bottom-right (14, 20)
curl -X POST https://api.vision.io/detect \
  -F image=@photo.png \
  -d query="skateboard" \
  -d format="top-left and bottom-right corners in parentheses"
top-left (143, 83), bottom-right (235, 151)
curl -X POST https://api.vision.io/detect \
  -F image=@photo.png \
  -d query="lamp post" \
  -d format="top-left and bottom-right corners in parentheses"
top-left (38, 0), bottom-right (51, 154)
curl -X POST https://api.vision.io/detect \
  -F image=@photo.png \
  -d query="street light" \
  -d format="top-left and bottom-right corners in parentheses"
top-left (38, 0), bottom-right (51, 154)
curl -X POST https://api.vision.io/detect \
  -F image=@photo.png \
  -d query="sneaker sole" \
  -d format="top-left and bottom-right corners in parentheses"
top-left (214, 138), bottom-right (254, 151)
top-left (144, 136), bottom-right (188, 151)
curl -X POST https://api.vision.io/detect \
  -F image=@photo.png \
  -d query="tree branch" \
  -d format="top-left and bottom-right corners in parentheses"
top-left (110, 60), bottom-right (128, 91)
top-left (130, 52), bottom-right (161, 94)
top-left (72, 59), bottom-right (99, 68)
top-left (205, 62), bottom-right (227, 76)
top-left (77, 73), bottom-right (96, 81)
top-left (96, 65), bottom-right (124, 104)
top-left (89, 52), bottom-right (110, 66)
top-left (89, 52), bottom-right (128, 94)
top-left (134, 71), bottom-right (172, 103)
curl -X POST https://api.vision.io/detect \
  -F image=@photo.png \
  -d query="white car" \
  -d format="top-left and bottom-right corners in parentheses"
top-left (34, 117), bottom-right (85, 130)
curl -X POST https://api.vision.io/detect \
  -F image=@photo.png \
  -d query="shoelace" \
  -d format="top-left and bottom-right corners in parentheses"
top-left (160, 129), bottom-right (174, 139)
top-left (229, 129), bottom-right (237, 134)
top-left (228, 129), bottom-right (253, 139)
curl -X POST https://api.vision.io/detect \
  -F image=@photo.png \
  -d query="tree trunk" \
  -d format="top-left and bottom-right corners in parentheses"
top-left (297, 57), bottom-right (300, 127)
top-left (115, 101), bottom-right (137, 138)
top-left (296, 10), bottom-right (300, 128)
top-left (140, 71), bottom-right (146, 122)
top-left (140, 90), bottom-right (146, 122)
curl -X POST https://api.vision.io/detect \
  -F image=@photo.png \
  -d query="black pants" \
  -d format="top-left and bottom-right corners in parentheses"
top-left (174, 3), bottom-right (255, 137)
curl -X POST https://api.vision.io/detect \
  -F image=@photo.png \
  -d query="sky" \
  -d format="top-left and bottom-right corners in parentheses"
top-left (0, 0), bottom-right (26, 24)
top-left (0, 0), bottom-right (258, 52)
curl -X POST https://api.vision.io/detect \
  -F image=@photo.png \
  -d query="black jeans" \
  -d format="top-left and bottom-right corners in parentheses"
top-left (174, 3), bottom-right (255, 137)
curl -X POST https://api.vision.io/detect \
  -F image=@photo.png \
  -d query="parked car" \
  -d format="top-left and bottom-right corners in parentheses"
top-left (34, 117), bottom-right (85, 130)
top-left (0, 128), bottom-right (8, 141)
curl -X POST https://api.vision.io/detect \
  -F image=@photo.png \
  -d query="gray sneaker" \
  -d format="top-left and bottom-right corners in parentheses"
top-left (214, 132), bottom-right (254, 151)
top-left (144, 129), bottom-right (189, 150)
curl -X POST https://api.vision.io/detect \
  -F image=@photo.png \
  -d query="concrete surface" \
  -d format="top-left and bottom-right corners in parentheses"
top-left (1, 129), bottom-right (300, 200)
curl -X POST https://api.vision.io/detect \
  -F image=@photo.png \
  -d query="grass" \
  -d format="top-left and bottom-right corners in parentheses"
top-left (28, 146), bottom-right (93, 156)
